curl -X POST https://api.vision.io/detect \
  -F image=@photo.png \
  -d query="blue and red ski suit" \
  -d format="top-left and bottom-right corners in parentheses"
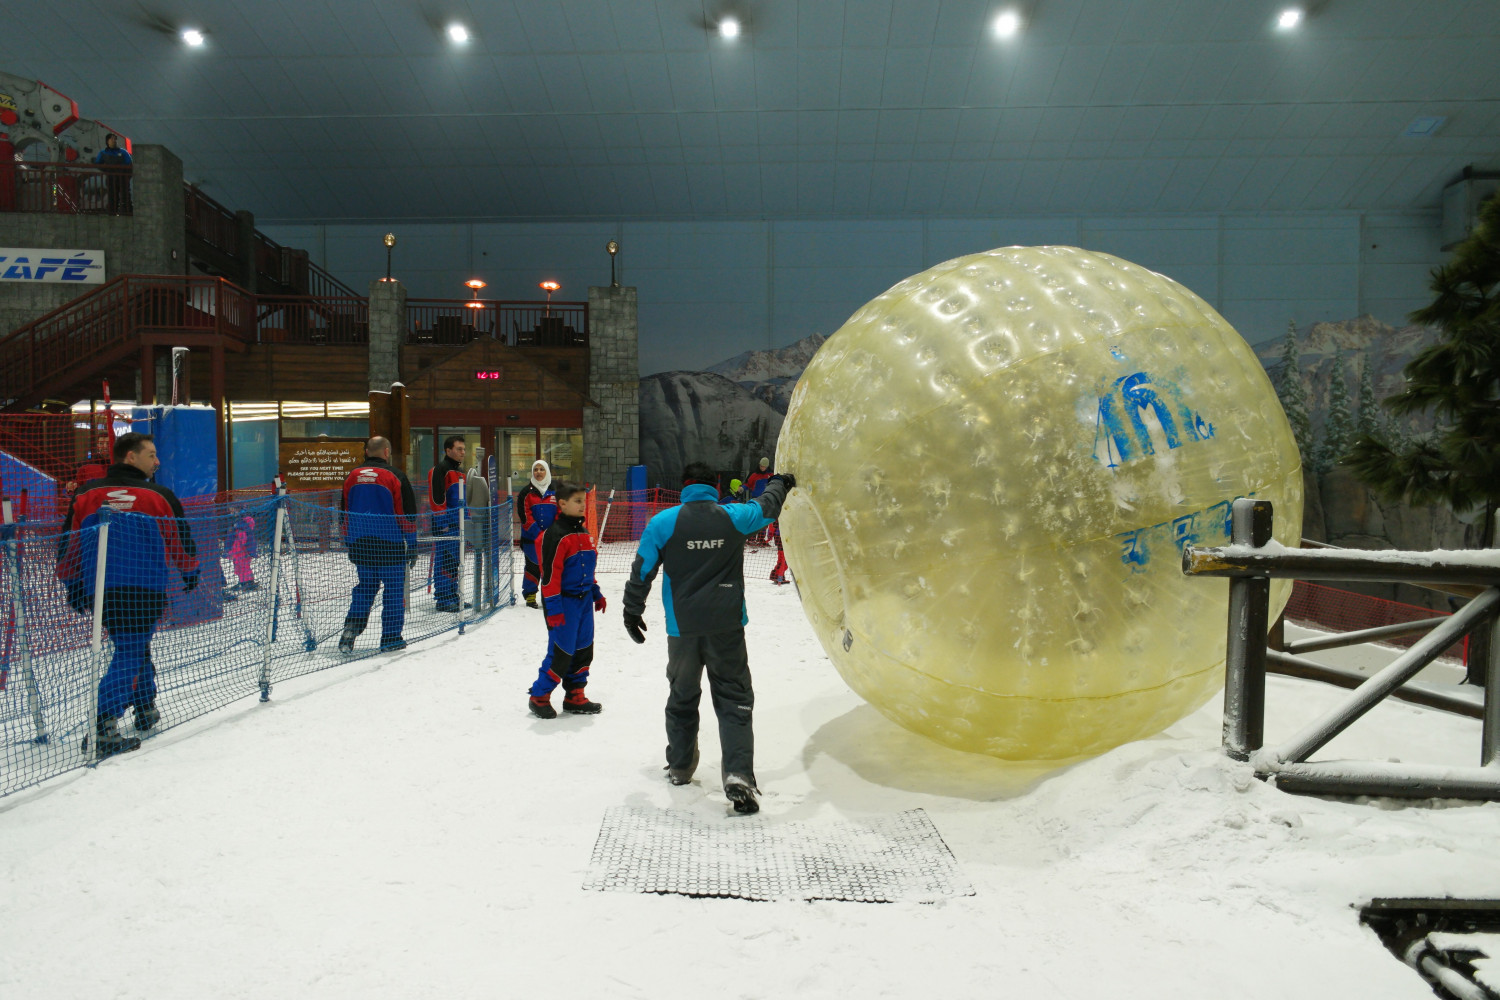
top-left (428, 455), bottom-right (465, 607)
top-left (341, 457), bottom-right (418, 642)
top-left (529, 511), bottom-right (603, 697)
top-left (56, 464), bottom-right (198, 720)
top-left (517, 484), bottom-right (557, 599)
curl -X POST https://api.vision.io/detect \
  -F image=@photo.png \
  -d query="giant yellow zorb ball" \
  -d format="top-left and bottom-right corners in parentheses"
top-left (778, 246), bottom-right (1301, 761)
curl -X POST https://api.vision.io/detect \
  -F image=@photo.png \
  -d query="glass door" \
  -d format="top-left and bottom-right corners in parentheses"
top-left (497, 427), bottom-right (538, 496)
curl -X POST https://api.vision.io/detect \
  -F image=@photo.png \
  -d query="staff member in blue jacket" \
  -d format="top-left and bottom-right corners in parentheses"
top-left (339, 437), bottom-right (418, 653)
top-left (428, 435), bottom-right (466, 613)
top-left (622, 461), bottom-right (794, 815)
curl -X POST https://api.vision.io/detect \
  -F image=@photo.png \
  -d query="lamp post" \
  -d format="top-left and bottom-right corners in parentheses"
top-left (464, 277), bottom-right (486, 309)
top-left (383, 233), bottom-right (396, 281)
top-left (539, 280), bottom-right (559, 317)
top-left (606, 240), bottom-right (619, 287)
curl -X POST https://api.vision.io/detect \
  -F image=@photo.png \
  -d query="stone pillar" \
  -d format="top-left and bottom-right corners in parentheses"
top-left (128, 145), bottom-right (187, 276)
top-left (235, 209), bottom-right (257, 291)
top-left (584, 285), bottom-right (640, 491)
top-left (368, 278), bottom-right (404, 392)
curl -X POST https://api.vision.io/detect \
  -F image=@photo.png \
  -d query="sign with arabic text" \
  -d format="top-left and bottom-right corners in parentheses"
top-left (279, 439), bottom-right (366, 490)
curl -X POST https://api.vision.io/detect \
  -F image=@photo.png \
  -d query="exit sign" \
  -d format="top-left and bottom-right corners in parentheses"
top-left (474, 369), bottom-right (503, 381)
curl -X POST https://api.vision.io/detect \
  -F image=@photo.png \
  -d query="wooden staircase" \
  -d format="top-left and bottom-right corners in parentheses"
top-left (0, 275), bottom-right (254, 412)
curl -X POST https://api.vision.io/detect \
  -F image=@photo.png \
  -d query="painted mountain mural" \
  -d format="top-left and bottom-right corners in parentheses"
top-left (640, 319), bottom-right (1475, 592)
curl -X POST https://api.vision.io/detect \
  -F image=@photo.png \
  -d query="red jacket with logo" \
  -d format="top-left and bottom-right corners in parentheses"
top-left (56, 464), bottom-right (198, 589)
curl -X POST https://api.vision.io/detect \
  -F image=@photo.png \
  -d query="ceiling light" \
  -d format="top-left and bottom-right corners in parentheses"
top-left (1277, 8), bottom-right (1302, 29)
top-left (1402, 116), bottom-right (1447, 138)
top-left (447, 23), bottom-right (469, 43)
top-left (181, 28), bottom-right (205, 46)
top-left (993, 10), bottom-right (1021, 38)
top-left (718, 17), bottom-right (741, 39)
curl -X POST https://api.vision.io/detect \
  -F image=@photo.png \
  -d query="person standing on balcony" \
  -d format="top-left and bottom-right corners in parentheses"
top-left (56, 433), bottom-right (198, 758)
top-left (429, 435), bottom-right (467, 613)
top-left (94, 134), bottom-right (132, 215)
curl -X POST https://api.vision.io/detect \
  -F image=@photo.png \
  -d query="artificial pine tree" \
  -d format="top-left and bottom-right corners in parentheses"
top-left (1347, 194), bottom-right (1500, 684)
top-left (1347, 194), bottom-right (1500, 542)
top-left (1317, 352), bottom-right (1354, 475)
top-left (1276, 320), bottom-right (1314, 462)
top-left (1355, 352), bottom-right (1393, 444)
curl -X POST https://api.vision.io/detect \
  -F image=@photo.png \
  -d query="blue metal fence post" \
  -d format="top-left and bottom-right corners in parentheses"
top-left (85, 507), bottom-right (111, 764)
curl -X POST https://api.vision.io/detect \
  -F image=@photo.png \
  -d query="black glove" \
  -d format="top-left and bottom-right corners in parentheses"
top-left (771, 472), bottom-right (796, 490)
top-left (624, 611), bottom-right (648, 644)
top-left (183, 572), bottom-right (199, 593)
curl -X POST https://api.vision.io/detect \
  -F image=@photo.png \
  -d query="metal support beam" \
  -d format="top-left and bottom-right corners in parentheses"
top-left (1268, 760), bottom-right (1500, 802)
top-left (1222, 498), bottom-right (1272, 760)
top-left (1262, 588), bottom-right (1500, 766)
top-left (1185, 545), bottom-right (1500, 587)
top-left (1483, 612), bottom-right (1500, 767)
top-left (1267, 651), bottom-right (1482, 719)
top-left (1286, 616), bottom-right (1453, 654)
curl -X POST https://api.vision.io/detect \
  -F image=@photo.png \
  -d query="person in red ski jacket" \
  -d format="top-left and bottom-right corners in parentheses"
top-left (56, 432), bottom-right (198, 758)
top-left (527, 481), bottom-right (605, 719)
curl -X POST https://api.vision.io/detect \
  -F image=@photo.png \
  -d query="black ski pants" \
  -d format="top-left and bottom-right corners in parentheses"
top-left (665, 628), bottom-right (755, 785)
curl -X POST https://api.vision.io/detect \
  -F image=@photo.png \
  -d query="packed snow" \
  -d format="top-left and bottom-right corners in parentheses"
top-left (1, 573), bottom-right (1495, 999)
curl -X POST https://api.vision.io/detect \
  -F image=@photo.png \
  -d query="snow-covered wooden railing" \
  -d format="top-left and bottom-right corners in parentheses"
top-left (1183, 498), bottom-right (1500, 802)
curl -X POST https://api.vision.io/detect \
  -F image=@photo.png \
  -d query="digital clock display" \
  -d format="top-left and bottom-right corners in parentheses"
top-left (474, 370), bottom-right (502, 381)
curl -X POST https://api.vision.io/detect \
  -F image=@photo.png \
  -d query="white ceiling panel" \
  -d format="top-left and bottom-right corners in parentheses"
top-left (1, 0), bottom-right (1493, 222)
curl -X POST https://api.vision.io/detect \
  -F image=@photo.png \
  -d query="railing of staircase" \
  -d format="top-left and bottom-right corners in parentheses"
top-left (254, 296), bottom-right (369, 344)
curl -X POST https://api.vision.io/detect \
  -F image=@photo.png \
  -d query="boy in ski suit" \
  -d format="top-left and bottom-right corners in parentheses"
top-left (528, 481), bottom-right (605, 718)
top-left (517, 459), bottom-right (556, 609)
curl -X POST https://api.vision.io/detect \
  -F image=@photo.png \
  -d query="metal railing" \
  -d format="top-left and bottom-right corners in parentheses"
top-left (183, 184), bottom-right (239, 255)
top-left (0, 275), bottom-right (255, 409)
top-left (0, 162), bottom-right (133, 216)
top-left (255, 296), bottom-right (369, 344)
top-left (406, 299), bottom-right (588, 347)
top-left (1184, 498), bottom-right (1500, 801)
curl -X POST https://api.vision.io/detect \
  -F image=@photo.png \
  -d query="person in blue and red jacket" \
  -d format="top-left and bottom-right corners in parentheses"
top-left (339, 436), bottom-right (418, 654)
top-left (56, 432), bottom-right (198, 759)
top-left (528, 481), bottom-right (605, 719)
top-left (516, 459), bottom-right (556, 610)
top-left (428, 435), bottom-right (467, 613)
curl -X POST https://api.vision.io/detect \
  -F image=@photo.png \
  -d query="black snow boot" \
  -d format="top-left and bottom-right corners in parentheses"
top-left (528, 695), bottom-right (557, 719)
top-left (562, 689), bottom-right (602, 715)
top-left (724, 774), bottom-right (760, 815)
top-left (339, 620), bottom-right (364, 653)
top-left (134, 701), bottom-right (160, 731)
top-left (524, 594), bottom-right (540, 610)
top-left (665, 744), bottom-right (700, 786)
top-left (90, 715), bottom-right (141, 759)
top-left (379, 635), bottom-right (407, 652)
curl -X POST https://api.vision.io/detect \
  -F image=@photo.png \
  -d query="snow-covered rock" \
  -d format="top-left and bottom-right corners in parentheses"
top-left (638, 371), bottom-right (784, 486)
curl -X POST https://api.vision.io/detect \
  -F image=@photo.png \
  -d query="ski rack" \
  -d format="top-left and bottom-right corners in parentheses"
top-left (1183, 498), bottom-right (1500, 801)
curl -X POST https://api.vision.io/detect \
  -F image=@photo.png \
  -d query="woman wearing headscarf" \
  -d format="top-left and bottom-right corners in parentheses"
top-left (516, 459), bottom-right (556, 609)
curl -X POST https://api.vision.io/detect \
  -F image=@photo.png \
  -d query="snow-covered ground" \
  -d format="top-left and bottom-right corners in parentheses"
top-left (1, 573), bottom-right (1495, 999)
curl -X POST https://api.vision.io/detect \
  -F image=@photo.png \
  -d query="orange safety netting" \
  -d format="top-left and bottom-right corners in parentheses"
top-left (1283, 581), bottom-right (1469, 663)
